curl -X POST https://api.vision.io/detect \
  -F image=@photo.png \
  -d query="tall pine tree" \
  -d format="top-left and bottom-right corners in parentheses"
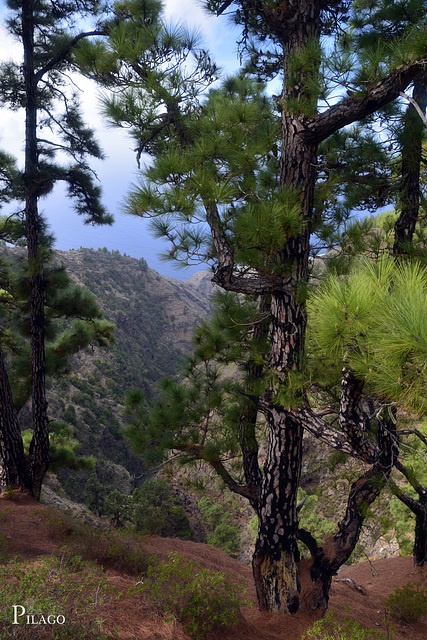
top-left (0, 0), bottom-right (113, 498)
top-left (95, 0), bottom-right (427, 612)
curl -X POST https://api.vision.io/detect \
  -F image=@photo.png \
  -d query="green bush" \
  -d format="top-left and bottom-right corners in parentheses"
top-left (302, 611), bottom-right (387, 640)
top-left (84, 474), bottom-right (108, 516)
top-left (198, 496), bottom-right (240, 556)
top-left (132, 478), bottom-right (193, 539)
top-left (104, 489), bottom-right (131, 528)
top-left (37, 507), bottom-right (151, 576)
top-left (385, 581), bottom-right (427, 623)
top-left (137, 551), bottom-right (249, 639)
top-left (0, 555), bottom-right (118, 639)
top-left (207, 523), bottom-right (241, 557)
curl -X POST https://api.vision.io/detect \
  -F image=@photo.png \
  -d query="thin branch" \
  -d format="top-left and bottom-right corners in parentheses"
top-left (35, 30), bottom-right (107, 83)
top-left (399, 91), bottom-right (427, 126)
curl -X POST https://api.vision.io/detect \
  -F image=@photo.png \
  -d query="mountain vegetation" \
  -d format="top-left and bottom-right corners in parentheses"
top-left (0, 0), bottom-right (426, 628)
top-left (79, 0), bottom-right (427, 615)
top-left (0, 244), bottom-right (213, 500)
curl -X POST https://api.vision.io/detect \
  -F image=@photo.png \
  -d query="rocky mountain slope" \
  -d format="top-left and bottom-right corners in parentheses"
top-left (11, 247), bottom-right (215, 497)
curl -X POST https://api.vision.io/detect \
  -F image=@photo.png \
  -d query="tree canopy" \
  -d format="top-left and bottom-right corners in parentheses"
top-left (96, 0), bottom-right (427, 614)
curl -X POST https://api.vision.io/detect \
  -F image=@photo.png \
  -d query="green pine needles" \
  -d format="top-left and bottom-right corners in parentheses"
top-left (308, 258), bottom-right (427, 415)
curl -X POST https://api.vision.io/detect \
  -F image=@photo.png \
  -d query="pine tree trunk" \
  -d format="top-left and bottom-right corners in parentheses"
top-left (0, 346), bottom-right (26, 489)
top-left (414, 508), bottom-right (427, 567)
top-left (22, 0), bottom-right (49, 499)
top-left (253, 408), bottom-right (303, 613)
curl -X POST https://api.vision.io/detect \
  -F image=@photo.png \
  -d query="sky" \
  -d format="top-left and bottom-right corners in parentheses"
top-left (0, 0), bottom-right (242, 280)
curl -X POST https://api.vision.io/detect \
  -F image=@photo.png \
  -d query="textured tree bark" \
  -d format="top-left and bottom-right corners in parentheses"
top-left (393, 74), bottom-right (427, 255)
top-left (22, 0), bottom-right (50, 499)
top-left (253, 408), bottom-right (303, 613)
top-left (0, 347), bottom-right (27, 489)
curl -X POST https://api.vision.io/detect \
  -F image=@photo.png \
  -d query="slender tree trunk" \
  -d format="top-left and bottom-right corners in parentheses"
top-left (392, 460), bottom-right (427, 567)
top-left (393, 74), bottom-right (427, 254)
top-left (22, 0), bottom-right (49, 499)
top-left (300, 403), bottom-right (398, 611)
top-left (413, 508), bottom-right (427, 567)
top-left (0, 346), bottom-right (26, 489)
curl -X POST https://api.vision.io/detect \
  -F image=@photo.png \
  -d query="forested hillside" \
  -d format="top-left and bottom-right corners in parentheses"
top-left (2, 245), bottom-right (213, 497)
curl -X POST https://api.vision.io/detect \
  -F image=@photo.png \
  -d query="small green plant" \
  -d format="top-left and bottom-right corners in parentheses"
top-left (0, 532), bottom-right (10, 562)
top-left (302, 611), bottom-right (387, 639)
top-left (137, 551), bottom-right (249, 639)
top-left (0, 506), bottom-right (12, 522)
top-left (0, 555), bottom-right (118, 639)
top-left (132, 478), bottom-right (193, 539)
top-left (2, 485), bottom-right (16, 500)
top-left (198, 496), bottom-right (240, 556)
top-left (37, 507), bottom-right (151, 576)
top-left (385, 580), bottom-right (427, 623)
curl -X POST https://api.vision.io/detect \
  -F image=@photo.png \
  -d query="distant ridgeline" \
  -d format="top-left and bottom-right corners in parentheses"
top-left (1, 245), bottom-right (213, 500)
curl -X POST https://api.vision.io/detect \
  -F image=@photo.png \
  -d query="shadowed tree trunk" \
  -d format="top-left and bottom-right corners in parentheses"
top-left (22, 0), bottom-right (50, 498)
top-left (0, 346), bottom-right (26, 488)
top-left (394, 73), bottom-right (427, 254)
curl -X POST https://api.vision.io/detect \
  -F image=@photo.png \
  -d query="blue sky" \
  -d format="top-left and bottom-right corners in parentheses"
top-left (0, 0), bottom-right (242, 280)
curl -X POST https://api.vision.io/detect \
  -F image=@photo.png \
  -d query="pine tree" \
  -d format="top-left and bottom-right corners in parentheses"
top-left (97, 0), bottom-right (427, 612)
top-left (0, 0), bottom-right (114, 498)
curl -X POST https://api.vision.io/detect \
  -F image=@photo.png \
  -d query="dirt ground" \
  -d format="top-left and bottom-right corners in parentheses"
top-left (0, 492), bottom-right (426, 640)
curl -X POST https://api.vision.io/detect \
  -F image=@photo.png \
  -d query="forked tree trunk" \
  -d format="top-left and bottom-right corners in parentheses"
top-left (299, 407), bottom-right (398, 611)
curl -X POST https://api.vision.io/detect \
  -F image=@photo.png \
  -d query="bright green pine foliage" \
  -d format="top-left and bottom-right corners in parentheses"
top-left (309, 258), bottom-right (427, 415)
top-left (119, 76), bottom-right (285, 272)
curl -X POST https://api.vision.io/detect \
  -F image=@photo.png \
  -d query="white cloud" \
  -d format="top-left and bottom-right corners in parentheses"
top-left (0, 3), bottom-right (243, 277)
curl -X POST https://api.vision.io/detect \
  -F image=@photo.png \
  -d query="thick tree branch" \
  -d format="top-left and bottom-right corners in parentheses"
top-left (35, 30), bottom-right (106, 83)
top-left (206, 201), bottom-right (295, 295)
top-left (305, 61), bottom-right (423, 144)
top-left (294, 406), bottom-right (359, 457)
top-left (339, 369), bottom-right (379, 463)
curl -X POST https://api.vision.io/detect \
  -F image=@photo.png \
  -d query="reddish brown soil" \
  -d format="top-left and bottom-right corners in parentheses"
top-left (1, 491), bottom-right (426, 640)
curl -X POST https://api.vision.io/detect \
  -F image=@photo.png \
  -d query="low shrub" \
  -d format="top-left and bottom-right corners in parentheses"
top-left (385, 580), bottom-right (427, 623)
top-left (0, 555), bottom-right (118, 639)
top-left (136, 551), bottom-right (249, 639)
top-left (37, 507), bottom-right (151, 576)
top-left (302, 611), bottom-right (387, 640)
top-left (198, 496), bottom-right (240, 556)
